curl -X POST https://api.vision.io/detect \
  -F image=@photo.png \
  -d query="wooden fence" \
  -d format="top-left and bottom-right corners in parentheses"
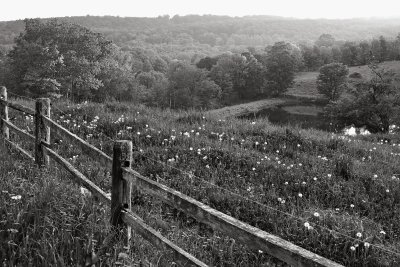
top-left (0, 86), bottom-right (343, 267)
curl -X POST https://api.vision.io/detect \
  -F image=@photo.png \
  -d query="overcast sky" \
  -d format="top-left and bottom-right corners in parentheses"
top-left (1, 0), bottom-right (400, 21)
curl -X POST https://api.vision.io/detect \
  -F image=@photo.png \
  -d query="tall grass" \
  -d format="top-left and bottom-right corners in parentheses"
top-left (2, 98), bottom-right (400, 266)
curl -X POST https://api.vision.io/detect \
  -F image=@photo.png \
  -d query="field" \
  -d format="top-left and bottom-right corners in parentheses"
top-left (2, 98), bottom-right (400, 266)
top-left (286, 61), bottom-right (400, 99)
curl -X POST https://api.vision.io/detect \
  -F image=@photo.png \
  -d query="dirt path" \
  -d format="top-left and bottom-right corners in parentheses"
top-left (206, 98), bottom-right (286, 118)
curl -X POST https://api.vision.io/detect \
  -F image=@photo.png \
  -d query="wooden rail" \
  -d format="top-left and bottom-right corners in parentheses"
top-left (0, 98), bottom-right (35, 116)
top-left (43, 145), bottom-right (111, 205)
top-left (2, 119), bottom-right (35, 143)
top-left (3, 138), bottom-right (34, 161)
top-left (0, 86), bottom-right (344, 267)
top-left (121, 210), bottom-right (208, 267)
top-left (41, 115), bottom-right (113, 169)
top-left (121, 168), bottom-right (341, 267)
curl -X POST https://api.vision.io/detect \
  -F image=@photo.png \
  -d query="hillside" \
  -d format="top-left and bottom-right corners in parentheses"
top-left (286, 61), bottom-right (400, 98)
top-left (1, 15), bottom-right (400, 53)
top-left (2, 98), bottom-right (400, 266)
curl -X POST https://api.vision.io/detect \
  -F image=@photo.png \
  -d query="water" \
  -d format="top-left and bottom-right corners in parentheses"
top-left (240, 103), bottom-right (338, 132)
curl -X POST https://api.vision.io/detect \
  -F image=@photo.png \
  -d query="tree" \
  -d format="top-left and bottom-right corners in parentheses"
top-left (326, 64), bottom-right (400, 133)
top-left (315, 34), bottom-right (335, 47)
top-left (264, 42), bottom-right (303, 96)
top-left (317, 63), bottom-right (349, 101)
top-left (210, 53), bottom-right (248, 102)
top-left (196, 56), bottom-right (218, 71)
top-left (167, 60), bottom-right (221, 109)
top-left (340, 42), bottom-right (358, 66)
top-left (7, 19), bottom-right (114, 100)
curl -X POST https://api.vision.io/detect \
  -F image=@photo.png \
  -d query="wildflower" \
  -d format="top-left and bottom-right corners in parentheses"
top-left (278, 198), bottom-right (282, 202)
top-left (297, 144), bottom-right (301, 147)
top-left (206, 165), bottom-right (210, 169)
top-left (251, 121), bottom-right (256, 125)
top-left (80, 187), bottom-right (91, 197)
top-left (11, 195), bottom-right (21, 200)
top-left (386, 189), bottom-right (390, 193)
top-left (280, 199), bottom-right (286, 204)
top-left (252, 167), bottom-right (256, 171)
top-left (364, 242), bottom-right (370, 248)
top-left (137, 132), bottom-right (141, 135)
top-left (313, 212), bottom-right (320, 217)
top-left (298, 163), bottom-right (302, 167)
top-left (373, 174), bottom-right (378, 178)
top-left (189, 147), bottom-right (193, 151)
top-left (284, 182), bottom-right (288, 185)
top-left (356, 232), bottom-right (362, 238)
top-left (298, 193), bottom-right (303, 198)
top-left (146, 135), bottom-right (151, 138)
top-left (313, 177), bottom-right (317, 181)
top-left (350, 246), bottom-right (356, 251)
top-left (380, 230), bottom-right (386, 235)
top-left (327, 174), bottom-right (332, 178)
top-left (350, 204), bottom-right (355, 208)
top-left (302, 181), bottom-right (306, 185)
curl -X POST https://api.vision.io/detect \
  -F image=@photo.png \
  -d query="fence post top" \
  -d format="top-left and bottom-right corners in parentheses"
top-left (114, 140), bottom-right (133, 148)
top-left (36, 98), bottom-right (50, 103)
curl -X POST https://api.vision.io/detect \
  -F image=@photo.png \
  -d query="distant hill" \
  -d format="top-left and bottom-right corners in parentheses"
top-left (1, 15), bottom-right (400, 52)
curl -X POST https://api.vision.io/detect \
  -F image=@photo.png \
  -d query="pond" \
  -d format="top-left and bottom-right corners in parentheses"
top-left (240, 101), bottom-right (338, 132)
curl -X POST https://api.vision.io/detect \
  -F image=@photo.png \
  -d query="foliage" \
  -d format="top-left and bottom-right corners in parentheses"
top-left (264, 42), bottom-right (303, 96)
top-left (6, 19), bottom-right (114, 100)
top-left (317, 63), bottom-right (349, 101)
top-left (167, 60), bottom-right (221, 109)
top-left (325, 64), bottom-right (400, 133)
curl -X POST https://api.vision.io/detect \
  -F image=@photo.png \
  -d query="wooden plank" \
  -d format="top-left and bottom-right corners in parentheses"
top-left (0, 98), bottom-right (35, 116)
top-left (41, 115), bottom-right (113, 169)
top-left (43, 145), bottom-right (111, 205)
top-left (111, 140), bottom-right (132, 247)
top-left (122, 168), bottom-right (343, 267)
top-left (35, 98), bottom-right (50, 167)
top-left (121, 209), bottom-right (208, 267)
top-left (0, 87), bottom-right (9, 139)
top-left (3, 138), bottom-right (34, 161)
top-left (2, 119), bottom-right (35, 143)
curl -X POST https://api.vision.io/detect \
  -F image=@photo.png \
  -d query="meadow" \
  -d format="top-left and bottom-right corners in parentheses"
top-left (2, 98), bottom-right (400, 266)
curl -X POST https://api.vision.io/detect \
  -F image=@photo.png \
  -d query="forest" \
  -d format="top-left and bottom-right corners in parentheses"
top-left (0, 16), bottom-right (400, 131)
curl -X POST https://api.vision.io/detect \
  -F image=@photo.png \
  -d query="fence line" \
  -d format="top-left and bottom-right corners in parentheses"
top-left (0, 86), bottom-right (344, 267)
top-left (138, 150), bottom-right (400, 257)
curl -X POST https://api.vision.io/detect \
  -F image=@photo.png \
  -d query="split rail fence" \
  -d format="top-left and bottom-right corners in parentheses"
top-left (0, 86), bottom-right (343, 267)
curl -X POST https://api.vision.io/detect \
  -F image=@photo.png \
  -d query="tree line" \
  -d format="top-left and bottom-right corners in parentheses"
top-left (0, 19), bottom-right (303, 108)
top-left (0, 18), bottom-right (399, 129)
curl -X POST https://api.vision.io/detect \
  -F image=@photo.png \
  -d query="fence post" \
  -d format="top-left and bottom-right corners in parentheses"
top-left (111, 140), bottom-right (132, 246)
top-left (35, 98), bottom-right (51, 167)
top-left (0, 86), bottom-right (9, 140)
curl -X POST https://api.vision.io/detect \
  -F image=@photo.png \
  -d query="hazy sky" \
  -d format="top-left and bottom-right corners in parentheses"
top-left (1, 0), bottom-right (400, 21)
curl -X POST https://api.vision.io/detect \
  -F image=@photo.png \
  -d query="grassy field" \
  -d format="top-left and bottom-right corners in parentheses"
top-left (2, 98), bottom-right (400, 266)
top-left (286, 61), bottom-right (400, 99)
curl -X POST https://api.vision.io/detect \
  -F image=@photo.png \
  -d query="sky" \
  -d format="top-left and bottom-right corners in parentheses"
top-left (1, 0), bottom-right (400, 21)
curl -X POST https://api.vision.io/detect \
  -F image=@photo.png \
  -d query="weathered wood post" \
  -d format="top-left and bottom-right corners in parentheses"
top-left (111, 140), bottom-right (132, 246)
top-left (0, 86), bottom-right (9, 140)
top-left (35, 98), bottom-right (50, 167)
